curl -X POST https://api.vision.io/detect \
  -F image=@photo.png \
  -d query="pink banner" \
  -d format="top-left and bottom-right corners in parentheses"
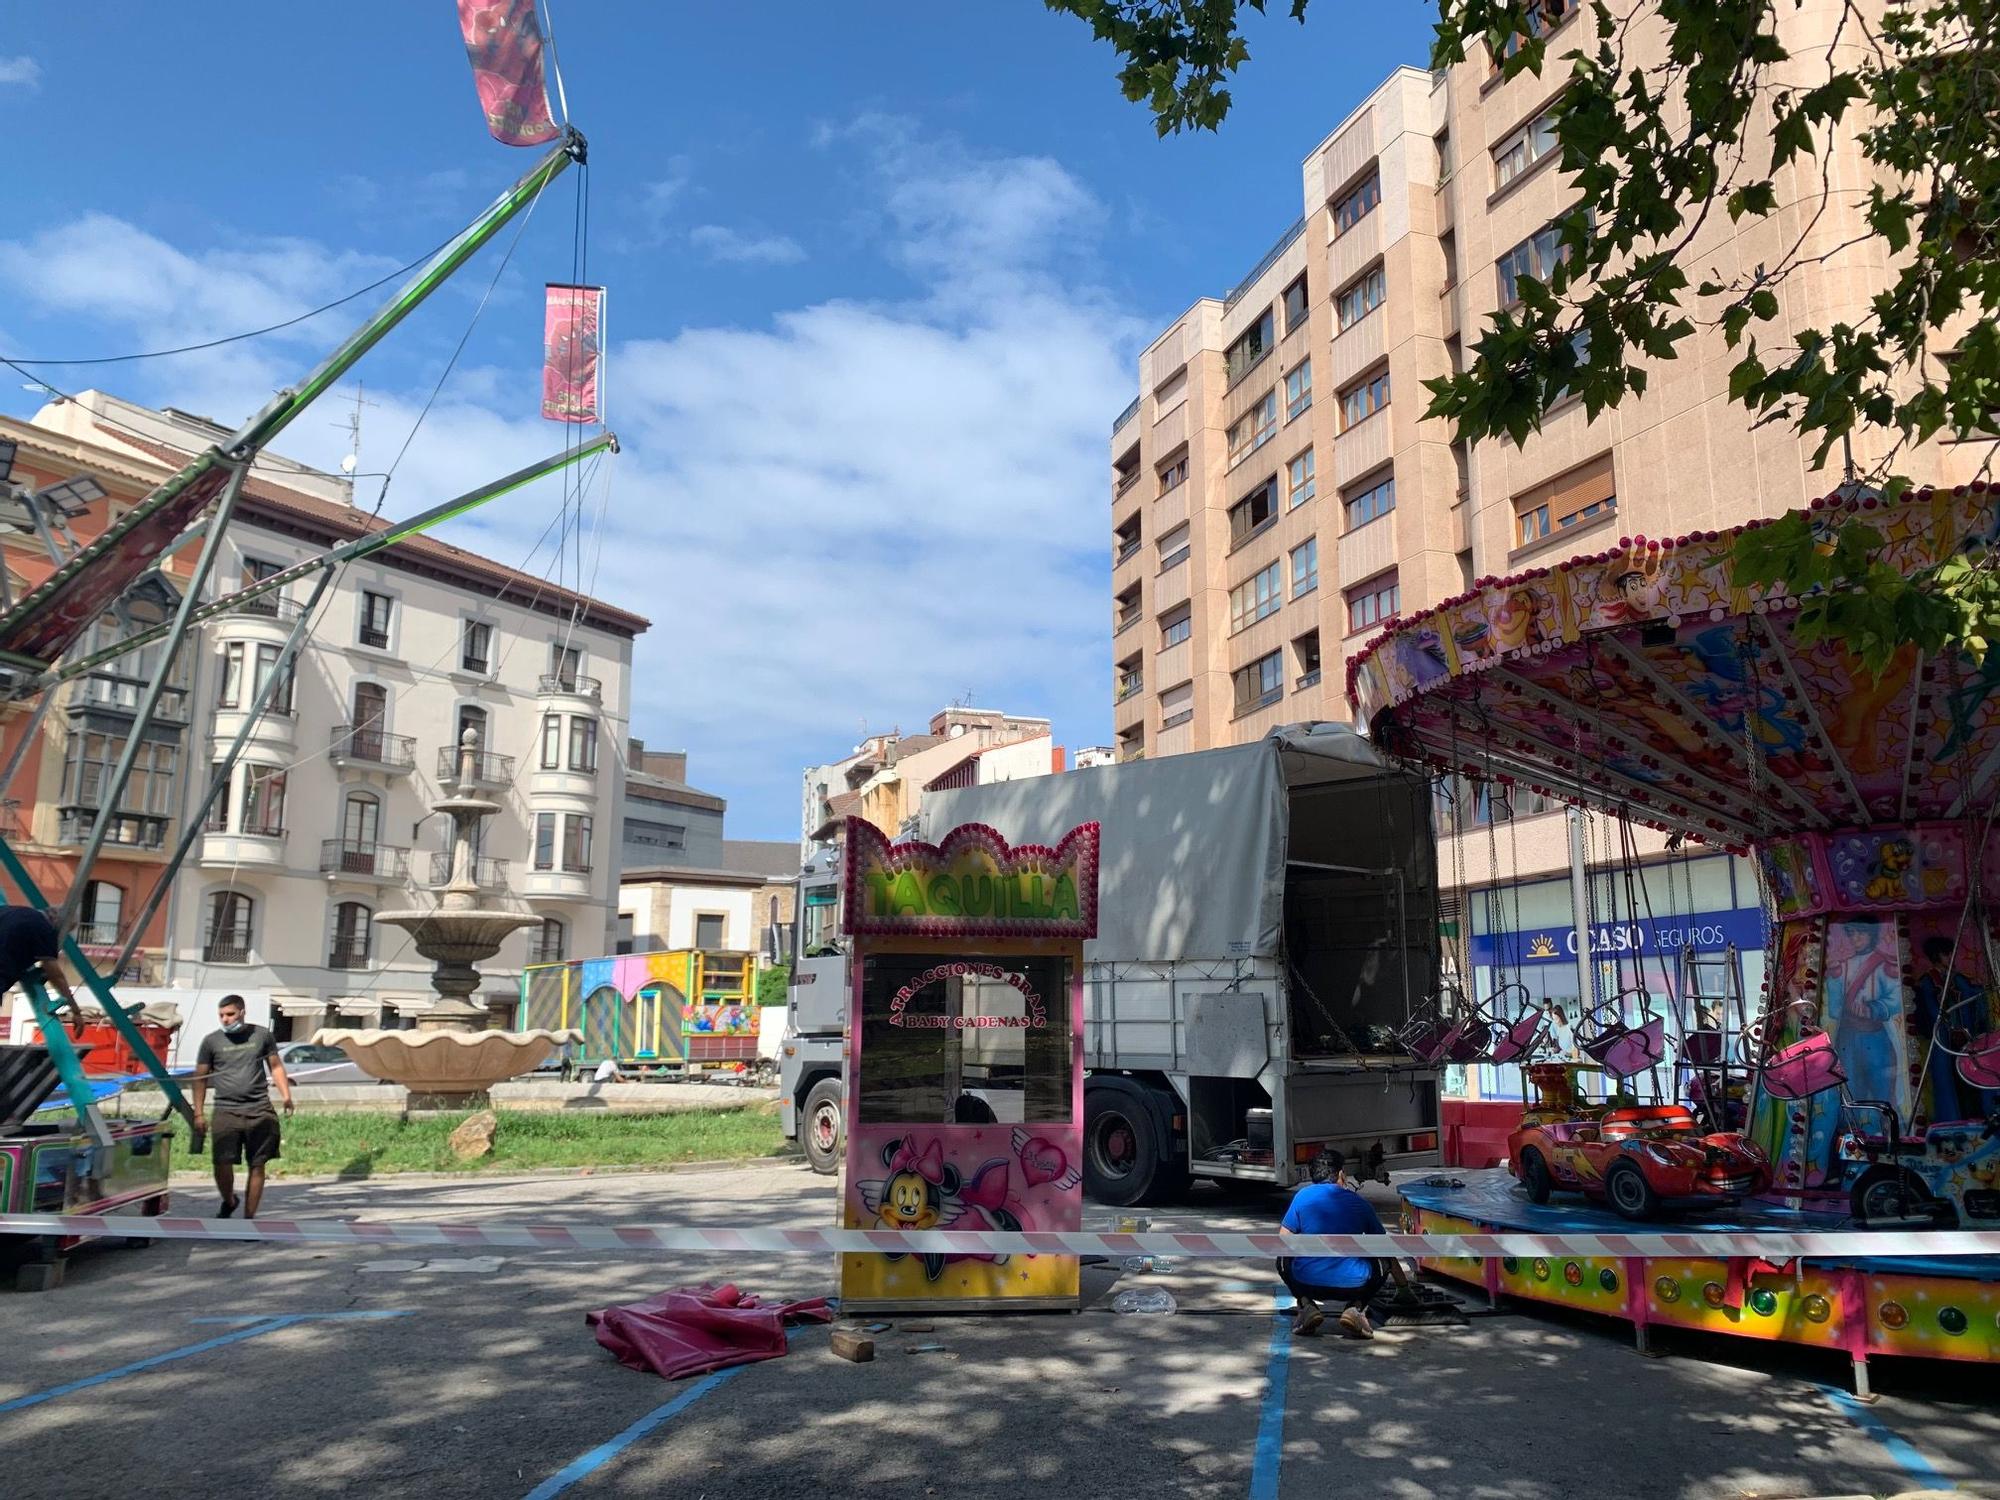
top-left (542, 283), bottom-right (604, 423)
top-left (458, 0), bottom-right (561, 147)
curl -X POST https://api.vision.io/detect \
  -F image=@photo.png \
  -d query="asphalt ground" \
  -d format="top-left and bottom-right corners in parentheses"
top-left (1, 1165), bottom-right (1994, 1499)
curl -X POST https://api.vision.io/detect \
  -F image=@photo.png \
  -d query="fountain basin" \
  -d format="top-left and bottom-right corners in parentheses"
top-left (313, 1026), bottom-right (580, 1108)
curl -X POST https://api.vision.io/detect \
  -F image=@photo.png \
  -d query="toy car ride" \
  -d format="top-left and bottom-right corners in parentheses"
top-left (1507, 1062), bottom-right (1772, 1220)
top-left (1839, 1103), bottom-right (2000, 1228)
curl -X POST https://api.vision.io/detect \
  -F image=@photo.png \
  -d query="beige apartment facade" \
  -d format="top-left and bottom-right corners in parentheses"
top-left (1110, 1), bottom-right (1986, 900)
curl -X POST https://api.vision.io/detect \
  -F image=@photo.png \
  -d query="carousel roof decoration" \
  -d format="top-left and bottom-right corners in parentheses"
top-left (1347, 483), bottom-right (2000, 854)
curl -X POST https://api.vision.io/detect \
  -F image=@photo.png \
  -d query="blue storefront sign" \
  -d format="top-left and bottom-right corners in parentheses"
top-left (1468, 907), bottom-right (1767, 970)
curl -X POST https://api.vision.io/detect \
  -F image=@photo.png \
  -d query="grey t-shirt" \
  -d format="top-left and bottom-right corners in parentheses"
top-left (197, 1024), bottom-right (277, 1110)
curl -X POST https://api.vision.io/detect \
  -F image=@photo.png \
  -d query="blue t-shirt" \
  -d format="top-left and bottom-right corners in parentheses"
top-left (1281, 1182), bottom-right (1384, 1289)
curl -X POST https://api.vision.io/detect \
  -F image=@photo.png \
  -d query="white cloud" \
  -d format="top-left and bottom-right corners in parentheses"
top-left (0, 118), bottom-right (1138, 838)
top-left (688, 224), bottom-right (806, 267)
top-left (0, 56), bottom-right (40, 89)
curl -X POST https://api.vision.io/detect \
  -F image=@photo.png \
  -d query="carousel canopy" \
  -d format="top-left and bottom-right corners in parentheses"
top-left (1348, 485), bottom-right (2000, 855)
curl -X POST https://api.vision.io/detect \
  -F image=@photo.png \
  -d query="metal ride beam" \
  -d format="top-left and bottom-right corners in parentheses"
top-left (17, 974), bottom-right (112, 1146)
top-left (0, 837), bottom-right (192, 1123)
top-left (0, 127), bottom-right (586, 672)
top-left (55, 462), bottom-right (249, 932)
top-left (38, 433), bottom-right (619, 688)
top-left (105, 569), bottom-right (336, 985)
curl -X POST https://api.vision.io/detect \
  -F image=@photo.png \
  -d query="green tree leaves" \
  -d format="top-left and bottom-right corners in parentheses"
top-left (1049, 0), bottom-right (2000, 665)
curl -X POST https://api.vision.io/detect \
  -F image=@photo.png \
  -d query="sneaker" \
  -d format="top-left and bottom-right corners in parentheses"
top-left (1291, 1297), bottom-right (1324, 1337)
top-left (217, 1195), bottom-right (238, 1219)
top-left (1338, 1306), bottom-right (1374, 1340)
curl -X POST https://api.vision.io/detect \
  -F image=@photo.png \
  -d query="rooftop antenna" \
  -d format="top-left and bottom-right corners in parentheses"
top-left (333, 382), bottom-right (380, 492)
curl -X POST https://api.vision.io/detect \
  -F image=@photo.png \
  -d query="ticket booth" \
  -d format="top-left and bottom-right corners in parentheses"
top-left (838, 817), bottom-right (1097, 1314)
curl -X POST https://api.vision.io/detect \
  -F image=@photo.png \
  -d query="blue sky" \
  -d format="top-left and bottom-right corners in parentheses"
top-left (0, 1), bottom-right (1434, 841)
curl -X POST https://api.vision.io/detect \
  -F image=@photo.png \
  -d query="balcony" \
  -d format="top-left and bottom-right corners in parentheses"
top-left (73, 674), bottom-right (191, 725)
top-left (320, 839), bottom-right (411, 883)
top-left (1114, 608), bottom-right (1142, 637)
top-left (1111, 393), bottom-right (1141, 437)
top-left (528, 939), bottom-right (567, 965)
top-left (56, 807), bottom-right (168, 850)
top-left (1115, 674), bottom-right (1144, 704)
top-left (523, 866), bottom-right (593, 901)
top-left (225, 593), bottom-right (302, 624)
top-left (202, 942), bottom-right (251, 965)
top-left (1297, 669), bottom-right (1323, 691)
top-left (330, 724), bottom-right (416, 774)
top-left (73, 920), bottom-right (129, 948)
top-left (327, 942), bottom-right (372, 971)
top-left (427, 852), bottom-right (513, 893)
top-left (436, 747), bottom-right (516, 786)
top-left (1114, 539), bottom-right (1141, 568)
top-left (198, 828), bottom-right (286, 870)
top-left (538, 673), bottom-right (602, 702)
top-left (1223, 215), bottom-right (1306, 314)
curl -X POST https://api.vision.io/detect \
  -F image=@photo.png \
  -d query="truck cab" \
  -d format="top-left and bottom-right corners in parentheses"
top-left (779, 851), bottom-right (849, 1172)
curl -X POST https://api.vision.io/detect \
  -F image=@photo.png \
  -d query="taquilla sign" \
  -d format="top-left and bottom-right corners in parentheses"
top-left (840, 817), bottom-right (1101, 942)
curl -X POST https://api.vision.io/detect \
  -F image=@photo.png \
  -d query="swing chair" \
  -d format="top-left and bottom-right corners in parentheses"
top-left (1478, 980), bottom-right (1546, 1065)
top-left (1576, 986), bottom-right (1669, 1079)
top-left (1743, 996), bottom-right (1847, 1100)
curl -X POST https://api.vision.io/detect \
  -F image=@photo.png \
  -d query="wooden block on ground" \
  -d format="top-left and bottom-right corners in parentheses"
top-left (829, 1329), bottom-right (875, 1363)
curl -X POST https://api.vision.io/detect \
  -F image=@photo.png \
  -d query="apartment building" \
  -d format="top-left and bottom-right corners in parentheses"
top-left (801, 705), bottom-right (1057, 853)
top-left (1107, 2), bottom-right (1986, 1030)
top-left (18, 391), bottom-right (647, 1035)
top-left (0, 413), bottom-right (206, 986)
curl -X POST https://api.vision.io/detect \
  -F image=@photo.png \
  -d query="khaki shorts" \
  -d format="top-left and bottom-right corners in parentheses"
top-left (211, 1108), bottom-right (281, 1167)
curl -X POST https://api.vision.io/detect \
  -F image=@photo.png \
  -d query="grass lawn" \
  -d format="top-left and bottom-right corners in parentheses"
top-left (165, 1101), bottom-right (791, 1179)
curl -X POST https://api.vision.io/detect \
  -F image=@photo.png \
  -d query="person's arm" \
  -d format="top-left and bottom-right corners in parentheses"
top-left (1361, 1200), bottom-right (1412, 1287)
top-left (189, 1040), bottom-right (211, 1130)
top-left (265, 1039), bottom-right (295, 1114)
top-left (34, 958), bottom-right (76, 1005)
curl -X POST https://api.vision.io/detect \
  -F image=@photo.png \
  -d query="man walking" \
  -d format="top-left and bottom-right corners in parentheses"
top-left (0, 906), bottom-right (77, 1006)
top-left (1277, 1155), bottom-right (1410, 1339)
top-left (189, 995), bottom-right (293, 1218)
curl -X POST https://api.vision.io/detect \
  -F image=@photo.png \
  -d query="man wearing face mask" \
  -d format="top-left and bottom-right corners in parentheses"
top-left (189, 994), bottom-right (293, 1218)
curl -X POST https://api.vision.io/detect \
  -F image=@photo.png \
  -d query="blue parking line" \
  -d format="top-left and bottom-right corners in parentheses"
top-left (1819, 1385), bottom-right (1952, 1489)
top-left (0, 1318), bottom-right (302, 1414)
top-left (1249, 1290), bottom-right (1295, 1500)
top-left (522, 1366), bottom-right (747, 1499)
top-left (0, 1311), bottom-right (413, 1415)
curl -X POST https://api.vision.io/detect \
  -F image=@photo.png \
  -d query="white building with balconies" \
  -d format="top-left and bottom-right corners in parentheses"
top-left (38, 393), bottom-right (648, 1037)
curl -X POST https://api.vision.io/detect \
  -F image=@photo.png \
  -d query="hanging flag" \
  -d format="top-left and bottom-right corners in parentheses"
top-left (543, 284), bottom-right (606, 423)
top-left (457, 0), bottom-right (561, 146)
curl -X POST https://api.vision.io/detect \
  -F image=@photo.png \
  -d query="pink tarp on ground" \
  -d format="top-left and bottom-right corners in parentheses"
top-left (586, 1283), bottom-right (832, 1381)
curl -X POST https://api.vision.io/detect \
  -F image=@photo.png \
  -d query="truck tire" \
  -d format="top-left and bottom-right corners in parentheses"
top-left (1085, 1079), bottom-right (1182, 1206)
top-left (801, 1077), bottom-right (844, 1176)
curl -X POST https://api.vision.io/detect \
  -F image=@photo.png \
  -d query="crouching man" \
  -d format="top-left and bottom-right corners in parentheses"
top-left (189, 995), bottom-right (293, 1218)
top-left (1277, 1154), bottom-right (1410, 1339)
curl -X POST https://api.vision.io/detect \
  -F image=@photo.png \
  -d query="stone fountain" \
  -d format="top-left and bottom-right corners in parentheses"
top-left (316, 727), bottom-right (578, 1110)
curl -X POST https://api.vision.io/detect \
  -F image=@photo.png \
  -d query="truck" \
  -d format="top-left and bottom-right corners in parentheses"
top-left (778, 724), bottom-right (1443, 1204)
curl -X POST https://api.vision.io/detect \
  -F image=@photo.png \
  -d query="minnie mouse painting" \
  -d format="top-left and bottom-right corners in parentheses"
top-left (857, 1136), bottom-right (1020, 1280)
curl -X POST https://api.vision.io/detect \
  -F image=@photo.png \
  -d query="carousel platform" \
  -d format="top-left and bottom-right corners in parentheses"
top-left (1398, 1169), bottom-right (1998, 1393)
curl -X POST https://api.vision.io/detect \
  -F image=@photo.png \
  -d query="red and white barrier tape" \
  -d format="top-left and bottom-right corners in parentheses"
top-left (2, 1213), bottom-right (1997, 1261)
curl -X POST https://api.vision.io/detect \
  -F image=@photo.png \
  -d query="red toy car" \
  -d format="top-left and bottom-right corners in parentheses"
top-left (1507, 1064), bottom-right (1772, 1219)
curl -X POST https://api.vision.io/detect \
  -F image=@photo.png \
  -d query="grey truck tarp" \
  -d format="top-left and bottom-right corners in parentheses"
top-left (920, 723), bottom-right (1415, 966)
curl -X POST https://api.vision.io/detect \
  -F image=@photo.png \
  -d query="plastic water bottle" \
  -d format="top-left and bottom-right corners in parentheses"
top-left (1111, 1287), bottom-right (1176, 1315)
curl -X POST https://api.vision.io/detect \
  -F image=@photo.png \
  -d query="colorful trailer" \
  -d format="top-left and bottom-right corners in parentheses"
top-left (517, 948), bottom-right (766, 1073)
